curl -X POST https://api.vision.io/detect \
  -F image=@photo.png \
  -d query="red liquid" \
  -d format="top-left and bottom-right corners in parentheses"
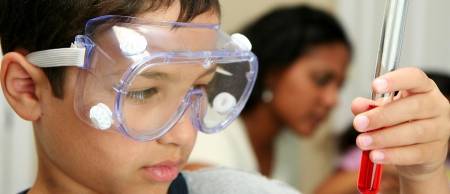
top-left (358, 151), bottom-right (383, 194)
top-left (357, 105), bottom-right (383, 194)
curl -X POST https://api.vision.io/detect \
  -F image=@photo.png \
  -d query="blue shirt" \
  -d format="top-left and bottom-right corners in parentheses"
top-left (18, 173), bottom-right (188, 194)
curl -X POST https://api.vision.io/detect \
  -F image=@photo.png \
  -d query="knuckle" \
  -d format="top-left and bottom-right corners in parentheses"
top-left (447, 103), bottom-right (450, 118)
top-left (403, 67), bottom-right (421, 78)
top-left (436, 93), bottom-right (450, 113)
top-left (412, 121), bottom-right (426, 142)
top-left (372, 132), bottom-right (385, 147)
top-left (376, 108), bottom-right (393, 126)
top-left (387, 150), bottom-right (405, 164)
top-left (413, 147), bottom-right (427, 164)
top-left (409, 97), bottom-right (422, 113)
top-left (395, 147), bottom-right (426, 165)
top-left (410, 67), bottom-right (426, 79)
top-left (426, 77), bottom-right (436, 90)
top-left (437, 116), bottom-right (450, 138)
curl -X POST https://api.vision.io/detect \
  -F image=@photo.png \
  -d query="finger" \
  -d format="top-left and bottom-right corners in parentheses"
top-left (351, 97), bottom-right (387, 116)
top-left (351, 97), bottom-right (375, 115)
top-left (368, 141), bottom-right (446, 165)
top-left (372, 67), bottom-right (435, 95)
top-left (353, 92), bottom-right (441, 132)
top-left (356, 119), bottom-right (443, 150)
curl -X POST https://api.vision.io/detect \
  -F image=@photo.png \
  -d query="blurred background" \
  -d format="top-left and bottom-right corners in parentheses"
top-left (1, 0), bottom-right (449, 193)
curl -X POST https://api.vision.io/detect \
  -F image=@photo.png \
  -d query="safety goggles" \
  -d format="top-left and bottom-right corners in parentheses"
top-left (26, 15), bottom-right (258, 141)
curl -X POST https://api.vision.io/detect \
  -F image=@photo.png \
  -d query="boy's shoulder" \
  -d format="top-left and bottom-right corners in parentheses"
top-left (183, 167), bottom-right (301, 194)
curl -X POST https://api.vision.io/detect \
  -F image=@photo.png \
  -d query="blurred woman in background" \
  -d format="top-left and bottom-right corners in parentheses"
top-left (187, 4), bottom-right (352, 187)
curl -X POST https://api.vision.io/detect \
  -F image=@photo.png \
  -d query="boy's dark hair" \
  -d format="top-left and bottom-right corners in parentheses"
top-left (240, 5), bottom-right (352, 112)
top-left (0, 0), bottom-right (220, 98)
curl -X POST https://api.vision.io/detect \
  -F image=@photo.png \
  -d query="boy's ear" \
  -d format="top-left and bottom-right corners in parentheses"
top-left (1, 52), bottom-right (48, 121)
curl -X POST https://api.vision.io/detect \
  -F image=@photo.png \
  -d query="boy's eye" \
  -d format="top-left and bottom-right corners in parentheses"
top-left (126, 87), bottom-right (159, 103)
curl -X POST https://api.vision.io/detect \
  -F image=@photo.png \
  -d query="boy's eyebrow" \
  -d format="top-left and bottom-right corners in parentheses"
top-left (140, 71), bottom-right (171, 80)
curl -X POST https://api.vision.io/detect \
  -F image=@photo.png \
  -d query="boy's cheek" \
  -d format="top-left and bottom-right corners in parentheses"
top-left (33, 68), bottom-right (202, 194)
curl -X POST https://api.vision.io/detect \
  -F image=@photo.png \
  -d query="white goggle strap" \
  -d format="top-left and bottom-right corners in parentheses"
top-left (26, 46), bottom-right (86, 68)
top-left (25, 33), bottom-right (250, 68)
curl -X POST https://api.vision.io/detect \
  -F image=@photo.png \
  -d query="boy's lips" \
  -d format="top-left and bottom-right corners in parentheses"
top-left (142, 160), bottom-right (181, 182)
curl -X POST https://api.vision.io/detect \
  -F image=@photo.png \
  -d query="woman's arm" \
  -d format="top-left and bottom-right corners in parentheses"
top-left (314, 170), bottom-right (358, 194)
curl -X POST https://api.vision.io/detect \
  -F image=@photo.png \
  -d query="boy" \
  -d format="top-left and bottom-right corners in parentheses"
top-left (1, 0), bottom-right (449, 194)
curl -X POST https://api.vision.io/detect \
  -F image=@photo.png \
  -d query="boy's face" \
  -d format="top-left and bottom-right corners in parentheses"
top-left (32, 4), bottom-right (219, 194)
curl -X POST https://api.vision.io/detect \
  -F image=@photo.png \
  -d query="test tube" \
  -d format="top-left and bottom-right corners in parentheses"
top-left (357, 0), bottom-right (409, 193)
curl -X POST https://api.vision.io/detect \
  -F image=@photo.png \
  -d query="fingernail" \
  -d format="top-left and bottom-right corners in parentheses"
top-left (371, 151), bottom-right (385, 162)
top-left (358, 135), bottom-right (373, 147)
top-left (373, 78), bottom-right (388, 93)
top-left (354, 115), bottom-right (369, 131)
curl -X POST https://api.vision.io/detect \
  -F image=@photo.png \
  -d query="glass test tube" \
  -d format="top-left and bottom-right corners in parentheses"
top-left (357, 0), bottom-right (409, 193)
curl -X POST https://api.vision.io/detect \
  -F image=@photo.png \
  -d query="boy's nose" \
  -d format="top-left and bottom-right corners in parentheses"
top-left (156, 110), bottom-right (197, 146)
